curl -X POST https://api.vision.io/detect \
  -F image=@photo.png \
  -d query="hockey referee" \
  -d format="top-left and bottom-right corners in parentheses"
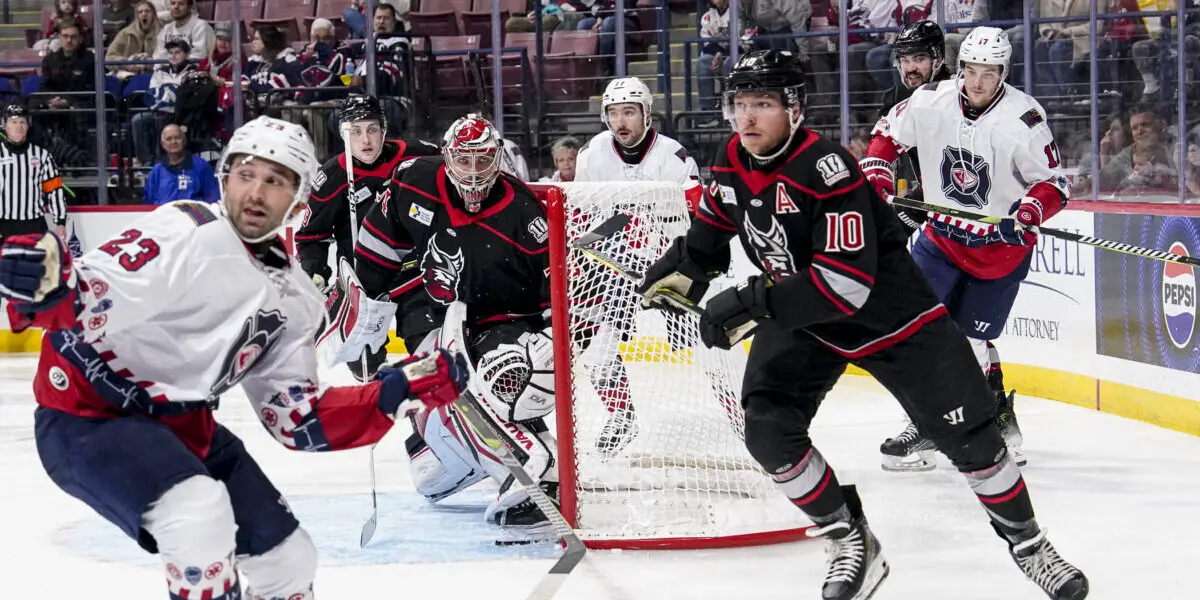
top-left (0, 104), bottom-right (67, 239)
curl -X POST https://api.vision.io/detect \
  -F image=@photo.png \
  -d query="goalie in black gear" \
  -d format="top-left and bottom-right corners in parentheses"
top-left (871, 22), bottom-right (1024, 471)
top-left (298, 94), bottom-right (440, 381)
top-left (636, 50), bottom-right (1087, 600)
top-left (353, 114), bottom-right (560, 529)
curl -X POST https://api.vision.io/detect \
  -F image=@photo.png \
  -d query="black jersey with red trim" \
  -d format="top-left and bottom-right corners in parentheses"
top-left (689, 130), bottom-right (946, 358)
top-left (354, 156), bottom-right (550, 339)
top-left (296, 138), bottom-right (441, 281)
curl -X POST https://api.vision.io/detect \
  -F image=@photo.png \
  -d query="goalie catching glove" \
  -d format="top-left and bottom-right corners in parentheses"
top-left (476, 329), bottom-right (555, 423)
top-left (377, 349), bottom-right (470, 417)
top-left (316, 257), bottom-right (395, 367)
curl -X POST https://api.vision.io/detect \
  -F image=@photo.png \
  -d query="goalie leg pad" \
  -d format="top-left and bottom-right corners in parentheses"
top-left (239, 528), bottom-right (317, 600)
top-left (141, 476), bottom-right (241, 600)
top-left (406, 407), bottom-right (489, 501)
top-left (483, 419), bottom-right (558, 525)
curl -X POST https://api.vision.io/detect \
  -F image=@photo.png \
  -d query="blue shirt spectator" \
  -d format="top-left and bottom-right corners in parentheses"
top-left (143, 124), bottom-right (219, 204)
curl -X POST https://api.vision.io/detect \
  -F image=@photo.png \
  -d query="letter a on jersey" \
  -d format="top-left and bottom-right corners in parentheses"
top-left (775, 183), bottom-right (799, 214)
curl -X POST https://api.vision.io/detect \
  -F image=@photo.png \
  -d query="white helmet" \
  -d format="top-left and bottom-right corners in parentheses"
top-left (601, 77), bottom-right (653, 145)
top-left (218, 116), bottom-right (319, 243)
top-left (442, 114), bottom-right (503, 213)
top-left (957, 26), bottom-right (1012, 80)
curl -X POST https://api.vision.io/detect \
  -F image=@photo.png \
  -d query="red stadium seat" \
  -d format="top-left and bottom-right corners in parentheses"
top-left (408, 11), bottom-right (460, 37)
top-left (423, 0), bottom-right (472, 13)
top-left (213, 0), bottom-right (265, 22)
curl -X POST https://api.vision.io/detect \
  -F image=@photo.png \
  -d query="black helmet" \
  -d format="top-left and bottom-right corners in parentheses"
top-left (2, 103), bottom-right (29, 122)
top-left (338, 94), bottom-right (387, 132)
top-left (892, 20), bottom-right (945, 64)
top-left (723, 49), bottom-right (807, 115)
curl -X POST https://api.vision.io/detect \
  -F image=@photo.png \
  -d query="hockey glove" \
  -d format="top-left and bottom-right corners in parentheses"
top-left (996, 196), bottom-right (1042, 247)
top-left (859, 157), bottom-right (895, 201)
top-left (637, 237), bottom-right (719, 310)
top-left (699, 275), bottom-right (770, 350)
top-left (377, 349), bottom-right (470, 418)
top-left (0, 232), bottom-right (76, 311)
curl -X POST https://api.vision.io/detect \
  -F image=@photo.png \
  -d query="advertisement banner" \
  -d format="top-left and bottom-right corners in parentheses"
top-left (1095, 214), bottom-right (1200, 374)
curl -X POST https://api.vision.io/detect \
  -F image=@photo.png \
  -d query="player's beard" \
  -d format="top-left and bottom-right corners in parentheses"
top-left (228, 193), bottom-right (284, 240)
top-left (903, 69), bottom-right (926, 88)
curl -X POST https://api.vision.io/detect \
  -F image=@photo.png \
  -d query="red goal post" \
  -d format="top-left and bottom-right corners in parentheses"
top-left (530, 181), bottom-right (815, 550)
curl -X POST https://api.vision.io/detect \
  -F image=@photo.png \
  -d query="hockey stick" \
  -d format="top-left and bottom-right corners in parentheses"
top-left (569, 213), bottom-right (631, 250)
top-left (340, 124), bottom-right (383, 549)
top-left (892, 195), bottom-right (1200, 267)
top-left (438, 301), bottom-right (587, 600)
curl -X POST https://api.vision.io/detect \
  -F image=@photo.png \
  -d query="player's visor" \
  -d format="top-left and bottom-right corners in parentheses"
top-left (722, 89), bottom-right (797, 124)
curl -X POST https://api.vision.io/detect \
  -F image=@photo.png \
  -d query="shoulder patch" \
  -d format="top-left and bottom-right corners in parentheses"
top-left (921, 81), bottom-right (940, 92)
top-left (815, 153), bottom-right (850, 187)
top-left (674, 147), bottom-right (689, 162)
top-left (312, 169), bottom-right (328, 189)
top-left (172, 202), bottom-right (218, 226)
top-left (1019, 108), bottom-right (1044, 129)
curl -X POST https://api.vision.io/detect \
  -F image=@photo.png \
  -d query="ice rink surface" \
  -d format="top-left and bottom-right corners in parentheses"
top-left (2, 354), bottom-right (1197, 600)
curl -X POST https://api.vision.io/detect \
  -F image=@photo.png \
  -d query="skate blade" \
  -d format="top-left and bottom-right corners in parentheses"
top-left (853, 554), bottom-right (890, 600)
top-left (880, 451), bottom-right (936, 472)
top-left (494, 521), bottom-right (559, 546)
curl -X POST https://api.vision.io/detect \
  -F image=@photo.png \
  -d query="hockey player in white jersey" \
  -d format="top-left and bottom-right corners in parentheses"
top-left (575, 77), bottom-right (700, 184)
top-left (861, 26), bottom-right (1068, 471)
top-left (0, 116), bottom-right (468, 600)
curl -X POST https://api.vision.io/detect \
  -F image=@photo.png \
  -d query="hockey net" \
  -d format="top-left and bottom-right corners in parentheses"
top-left (535, 181), bottom-right (813, 550)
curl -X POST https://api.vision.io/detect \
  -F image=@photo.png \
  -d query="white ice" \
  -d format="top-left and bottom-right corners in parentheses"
top-left (2, 354), bottom-right (1197, 599)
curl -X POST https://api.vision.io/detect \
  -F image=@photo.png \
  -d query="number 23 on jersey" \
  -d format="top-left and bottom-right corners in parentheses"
top-left (98, 229), bottom-right (161, 271)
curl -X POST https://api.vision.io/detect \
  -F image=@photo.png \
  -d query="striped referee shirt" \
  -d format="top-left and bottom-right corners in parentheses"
top-left (0, 139), bottom-right (67, 225)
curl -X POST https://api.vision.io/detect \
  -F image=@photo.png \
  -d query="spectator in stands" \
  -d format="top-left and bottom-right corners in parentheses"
top-left (198, 22), bottom-right (246, 140)
top-left (540, 136), bottom-right (580, 182)
top-left (1100, 108), bottom-right (1177, 193)
top-left (576, 0), bottom-right (641, 73)
top-left (696, 0), bottom-right (736, 123)
top-left (1182, 131), bottom-right (1200, 197)
top-left (34, 0), bottom-right (89, 53)
top-left (143, 124), bottom-right (219, 204)
top-left (247, 25), bottom-right (304, 113)
top-left (506, 1), bottom-right (585, 34)
top-left (1095, 0), bottom-right (1145, 100)
top-left (40, 19), bottom-right (95, 121)
top-left (344, 0), bottom-right (411, 38)
top-left (106, 0), bottom-right (161, 70)
top-left (808, 0), bottom-right (885, 122)
top-left (101, 0), bottom-right (135, 46)
top-left (1034, 0), bottom-right (1091, 103)
top-left (155, 0), bottom-right (213, 61)
top-left (1131, 1), bottom-right (1200, 104)
top-left (336, 4), bottom-right (411, 140)
top-left (740, 0), bottom-right (811, 52)
top-left (133, 38), bottom-right (196, 166)
top-left (1071, 114), bottom-right (1128, 194)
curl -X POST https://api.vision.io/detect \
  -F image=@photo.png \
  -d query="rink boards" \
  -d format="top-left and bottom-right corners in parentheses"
top-left (2, 203), bottom-right (1197, 437)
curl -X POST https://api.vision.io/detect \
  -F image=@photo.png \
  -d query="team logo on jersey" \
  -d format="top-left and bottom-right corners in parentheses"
top-left (300, 204), bottom-right (312, 228)
top-left (939, 147), bottom-right (992, 209)
top-left (1163, 242), bottom-right (1196, 349)
top-left (184, 566), bottom-right (202, 585)
top-left (815, 153), bottom-right (850, 187)
top-left (744, 215), bottom-right (796, 280)
top-left (422, 233), bottom-right (464, 305)
top-left (211, 310), bottom-right (287, 396)
top-left (528, 217), bottom-right (549, 243)
top-left (312, 169), bottom-right (327, 189)
top-left (48, 366), bottom-right (69, 391)
top-left (89, 278), bottom-right (108, 299)
top-left (204, 561), bottom-right (223, 580)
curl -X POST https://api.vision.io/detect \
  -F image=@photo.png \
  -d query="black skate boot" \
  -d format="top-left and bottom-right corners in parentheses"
top-left (995, 390), bottom-right (1026, 466)
top-left (596, 405), bottom-right (639, 458)
top-left (879, 421), bottom-right (936, 472)
top-left (490, 481), bottom-right (561, 544)
top-left (811, 486), bottom-right (889, 600)
top-left (999, 526), bottom-right (1089, 600)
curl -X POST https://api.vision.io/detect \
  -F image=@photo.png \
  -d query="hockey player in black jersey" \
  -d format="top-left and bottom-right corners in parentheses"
top-left (868, 22), bottom-right (1024, 471)
top-left (355, 114), bottom-right (559, 528)
top-left (297, 94), bottom-right (440, 380)
top-left (637, 50), bottom-right (1087, 600)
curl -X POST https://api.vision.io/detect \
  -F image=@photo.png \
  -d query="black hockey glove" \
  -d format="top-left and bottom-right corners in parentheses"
top-left (637, 237), bottom-right (721, 310)
top-left (699, 275), bottom-right (770, 350)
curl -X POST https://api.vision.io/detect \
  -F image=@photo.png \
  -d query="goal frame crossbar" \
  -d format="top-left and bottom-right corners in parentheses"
top-left (540, 183), bottom-right (816, 551)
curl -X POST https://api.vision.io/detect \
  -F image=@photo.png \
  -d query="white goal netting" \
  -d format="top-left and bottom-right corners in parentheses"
top-left (544, 182), bottom-right (811, 547)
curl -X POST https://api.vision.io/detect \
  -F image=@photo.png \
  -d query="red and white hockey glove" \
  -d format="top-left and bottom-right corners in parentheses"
top-left (0, 232), bottom-right (75, 311)
top-left (996, 196), bottom-right (1043, 247)
top-left (377, 349), bottom-right (470, 418)
top-left (858, 157), bottom-right (895, 201)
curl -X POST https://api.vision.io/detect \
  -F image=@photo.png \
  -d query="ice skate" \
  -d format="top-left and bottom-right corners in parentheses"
top-left (1004, 527), bottom-right (1089, 600)
top-left (489, 481), bottom-right (560, 543)
top-left (996, 390), bottom-right (1026, 466)
top-left (810, 490), bottom-right (889, 600)
top-left (596, 405), bottom-right (639, 458)
top-left (880, 421), bottom-right (936, 472)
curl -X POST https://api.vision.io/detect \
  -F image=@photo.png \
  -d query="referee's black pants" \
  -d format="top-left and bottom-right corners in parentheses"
top-left (0, 218), bottom-right (49, 237)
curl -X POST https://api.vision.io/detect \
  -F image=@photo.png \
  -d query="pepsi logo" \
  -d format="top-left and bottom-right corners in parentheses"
top-left (1162, 241), bottom-right (1196, 349)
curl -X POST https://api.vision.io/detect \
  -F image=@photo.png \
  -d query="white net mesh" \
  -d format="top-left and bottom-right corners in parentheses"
top-left (549, 181), bottom-right (811, 545)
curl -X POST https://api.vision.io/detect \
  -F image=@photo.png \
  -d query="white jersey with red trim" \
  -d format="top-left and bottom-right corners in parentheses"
top-left (870, 79), bottom-right (1069, 278)
top-left (20, 201), bottom-right (396, 458)
top-left (574, 129), bottom-right (700, 185)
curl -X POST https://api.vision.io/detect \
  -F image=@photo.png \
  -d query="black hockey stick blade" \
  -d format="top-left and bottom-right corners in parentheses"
top-left (359, 444), bottom-right (379, 548)
top-left (575, 247), bottom-right (706, 318)
top-left (891, 195), bottom-right (1200, 267)
top-left (570, 213), bottom-right (632, 249)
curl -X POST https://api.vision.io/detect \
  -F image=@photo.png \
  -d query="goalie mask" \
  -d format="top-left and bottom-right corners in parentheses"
top-left (476, 330), bottom-right (555, 424)
top-left (442, 114), bottom-right (502, 213)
